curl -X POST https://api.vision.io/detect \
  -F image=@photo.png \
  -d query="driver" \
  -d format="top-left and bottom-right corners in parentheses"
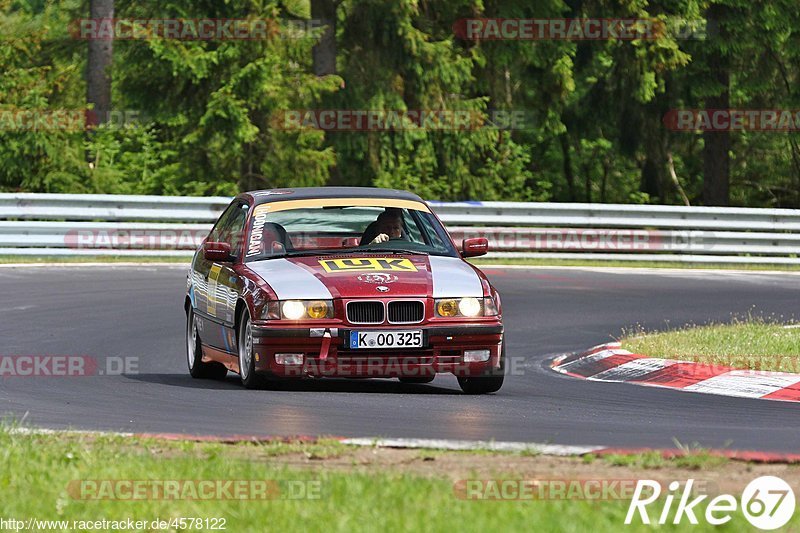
top-left (360, 208), bottom-right (405, 245)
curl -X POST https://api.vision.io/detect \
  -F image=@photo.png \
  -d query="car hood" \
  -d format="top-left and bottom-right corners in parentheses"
top-left (246, 254), bottom-right (484, 300)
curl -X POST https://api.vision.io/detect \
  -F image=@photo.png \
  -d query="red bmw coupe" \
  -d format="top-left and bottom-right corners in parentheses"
top-left (185, 187), bottom-right (504, 394)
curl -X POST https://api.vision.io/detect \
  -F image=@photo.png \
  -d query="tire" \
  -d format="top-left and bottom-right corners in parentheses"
top-left (457, 343), bottom-right (505, 395)
top-left (399, 376), bottom-right (435, 384)
top-left (186, 308), bottom-right (228, 380)
top-left (238, 312), bottom-right (266, 389)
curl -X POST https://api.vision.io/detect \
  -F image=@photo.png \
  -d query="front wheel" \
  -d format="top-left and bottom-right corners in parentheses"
top-left (457, 344), bottom-right (505, 395)
top-left (186, 308), bottom-right (228, 380)
top-left (238, 312), bottom-right (266, 389)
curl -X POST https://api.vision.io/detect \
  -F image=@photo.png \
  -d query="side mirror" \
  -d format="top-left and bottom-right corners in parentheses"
top-left (203, 241), bottom-right (233, 262)
top-left (461, 237), bottom-right (489, 258)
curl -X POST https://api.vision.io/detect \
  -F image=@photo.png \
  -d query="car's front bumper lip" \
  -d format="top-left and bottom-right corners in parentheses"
top-left (251, 324), bottom-right (503, 339)
top-left (250, 322), bottom-right (503, 378)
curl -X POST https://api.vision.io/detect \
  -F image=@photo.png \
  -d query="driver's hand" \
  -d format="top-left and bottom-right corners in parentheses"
top-left (370, 233), bottom-right (389, 244)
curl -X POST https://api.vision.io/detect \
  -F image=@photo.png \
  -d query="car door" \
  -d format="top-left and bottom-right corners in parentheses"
top-left (193, 200), bottom-right (249, 353)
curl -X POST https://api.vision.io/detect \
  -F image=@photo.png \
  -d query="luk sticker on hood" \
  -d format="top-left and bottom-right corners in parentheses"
top-left (319, 258), bottom-right (417, 273)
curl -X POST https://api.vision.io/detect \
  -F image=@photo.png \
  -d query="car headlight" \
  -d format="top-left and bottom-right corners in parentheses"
top-left (436, 299), bottom-right (459, 317)
top-left (458, 297), bottom-right (482, 317)
top-left (282, 301), bottom-right (306, 320)
top-left (306, 300), bottom-right (330, 319)
top-left (263, 300), bottom-right (334, 320)
top-left (434, 297), bottom-right (498, 317)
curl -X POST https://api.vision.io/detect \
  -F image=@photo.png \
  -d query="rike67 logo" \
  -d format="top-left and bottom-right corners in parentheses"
top-left (625, 476), bottom-right (795, 530)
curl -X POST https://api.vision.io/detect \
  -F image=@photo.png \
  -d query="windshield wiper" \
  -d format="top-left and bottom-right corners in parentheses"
top-left (257, 248), bottom-right (431, 260)
top-left (281, 249), bottom-right (346, 258)
top-left (372, 248), bottom-right (430, 256)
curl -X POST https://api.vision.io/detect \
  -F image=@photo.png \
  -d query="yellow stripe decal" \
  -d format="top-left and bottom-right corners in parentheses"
top-left (206, 264), bottom-right (222, 316)
top-left (253, 198), bottom-right (430, 217)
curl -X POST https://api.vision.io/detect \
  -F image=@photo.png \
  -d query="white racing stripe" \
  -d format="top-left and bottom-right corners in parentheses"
top-left (247, 259), bottom-right (333, 300)
top-left (684, 370), bottom-right (800, 399)
top-left (589, 358), bottom-right (678, 382)
top-left (429, 256), bottom-right (483, 298)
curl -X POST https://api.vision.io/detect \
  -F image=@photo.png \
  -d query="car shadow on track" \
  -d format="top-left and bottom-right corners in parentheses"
top-left (125, 373), bottom-right (463, 395)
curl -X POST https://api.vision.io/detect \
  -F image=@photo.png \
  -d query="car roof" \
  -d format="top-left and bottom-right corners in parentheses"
top-left (237, 187), bottom-right (426, 206)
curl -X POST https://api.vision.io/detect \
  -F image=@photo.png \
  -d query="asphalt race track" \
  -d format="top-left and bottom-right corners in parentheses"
top-left (1, 264), bottom-right (799, 451)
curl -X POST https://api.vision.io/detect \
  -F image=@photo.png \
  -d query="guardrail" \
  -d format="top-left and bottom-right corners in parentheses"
top-left (1, 193), bottom-right (799, 264)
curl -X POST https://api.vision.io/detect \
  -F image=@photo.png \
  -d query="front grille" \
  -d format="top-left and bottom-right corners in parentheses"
top-left (347, 301), bottom-right (385, 324)
top-left (387, 301), bottom-right (424, 323)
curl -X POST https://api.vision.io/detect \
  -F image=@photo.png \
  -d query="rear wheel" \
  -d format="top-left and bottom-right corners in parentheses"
top-left (186, 308), bottom-right (228, 380)
top-left (238, 312), bottom-right (266, 389)
top-left (457, 344), bottom-right (505, 395)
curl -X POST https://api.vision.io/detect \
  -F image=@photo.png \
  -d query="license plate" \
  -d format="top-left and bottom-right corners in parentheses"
top-left (350, 330), bottom-right (423, 349)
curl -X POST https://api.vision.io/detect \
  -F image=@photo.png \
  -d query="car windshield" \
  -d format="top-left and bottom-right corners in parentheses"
top-left (243, 201), bottom-right (458, 262)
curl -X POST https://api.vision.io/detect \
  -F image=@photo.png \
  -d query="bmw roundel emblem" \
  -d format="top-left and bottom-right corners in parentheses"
top-left (376, 286), bottom-right (390, 293)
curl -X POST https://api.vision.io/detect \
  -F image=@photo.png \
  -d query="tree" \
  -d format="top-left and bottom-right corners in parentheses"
top-left (1, 0), bottom-right (799, 206)
top-left (311, 0), bottom-right (338, 75)
top-left (701, 3), bottom-right (731, 205)
top-left (86, 0), bottom-right (113, 128)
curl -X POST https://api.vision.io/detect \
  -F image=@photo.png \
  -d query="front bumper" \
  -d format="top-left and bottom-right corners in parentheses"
top-left (251, 323), bottom-right (503, 378)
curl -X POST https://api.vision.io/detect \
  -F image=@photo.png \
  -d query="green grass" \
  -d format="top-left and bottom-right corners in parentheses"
top-left (601, 451), bottom-right (728, 471)
top-left (230, 438), bottom-right (349, 460)
top-left (621, 318), bottom-right (800, 372)
top-left (603, 451), bottom-right (669, 469)
top-left (0, 428), bottom-right (782, 532)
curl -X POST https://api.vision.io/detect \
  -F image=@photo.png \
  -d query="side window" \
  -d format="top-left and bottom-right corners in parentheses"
top-left (209, 201), bottom-right (249, 258)
top-left (413, 211), bottom-right (449, 251)
top-left (402, 208), bottom-right (423, 243)
top-left (226, 204), bottom-right (249, 258)
top-left (209, 202), bottom-right (240, 243)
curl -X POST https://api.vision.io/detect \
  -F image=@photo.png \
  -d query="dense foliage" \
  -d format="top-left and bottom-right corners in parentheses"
top-left (1, 0), bottom-right (799, 206)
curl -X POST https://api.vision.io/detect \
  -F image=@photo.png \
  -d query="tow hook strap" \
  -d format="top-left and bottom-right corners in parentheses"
top-left (319, 331), bottom-right (332, 361)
